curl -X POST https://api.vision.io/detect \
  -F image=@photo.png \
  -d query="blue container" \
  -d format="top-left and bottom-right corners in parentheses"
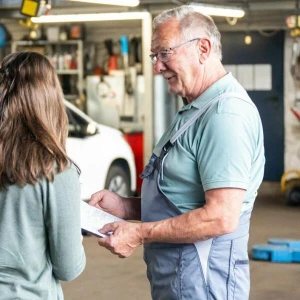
top-left (252, 238), bottom-right (300, 263)
top-left (268, 238), bottom-right (300, 249)
top-left (252, 244), bottom-right (293, 263)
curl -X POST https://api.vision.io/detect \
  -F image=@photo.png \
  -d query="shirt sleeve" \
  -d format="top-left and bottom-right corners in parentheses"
top-left (198, 111), bottom-right (256, 191)
top-left (44, 163), bottom-right (86, 281)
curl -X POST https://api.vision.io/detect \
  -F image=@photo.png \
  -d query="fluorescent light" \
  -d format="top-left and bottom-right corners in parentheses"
top-left (31, 11), bottom-right (150, 23)
top-left (68, 0), bottom-right (139, 6)
top-left (190, 3), bottom-right (245, 18)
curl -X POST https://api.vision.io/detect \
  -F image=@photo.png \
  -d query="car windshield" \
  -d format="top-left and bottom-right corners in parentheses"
top-left (66, 107), bottom-right (89, 138)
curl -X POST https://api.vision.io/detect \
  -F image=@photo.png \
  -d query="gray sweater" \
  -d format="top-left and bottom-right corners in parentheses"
top-left (0, 163), bottom-right (86, 299)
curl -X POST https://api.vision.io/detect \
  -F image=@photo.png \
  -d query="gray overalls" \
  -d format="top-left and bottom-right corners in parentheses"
top-left (140, 93), bottom-right (251, 300)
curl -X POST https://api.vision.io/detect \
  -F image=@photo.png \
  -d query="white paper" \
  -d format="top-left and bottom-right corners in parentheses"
top-left (80, 201), bottom-right (123, 238)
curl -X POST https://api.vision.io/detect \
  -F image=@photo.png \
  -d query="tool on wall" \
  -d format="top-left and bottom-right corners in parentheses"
top-left (120, 35), bottom-right (134, 96)
top-left (104, 39), bottom-right (118, 73)
top-left (120, 35), bottom-right (135, 122)
top-left (130, 37), bottom-right (142, 75)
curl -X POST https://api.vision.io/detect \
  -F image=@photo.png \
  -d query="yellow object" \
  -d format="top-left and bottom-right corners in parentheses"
top-left (19, 18), bottom-right (38, 30)
top-left (20, 0), bottom-right (40, 17)
top-left (245, 35), bottom-right (252, 45)
top-left (280, 170), bottom-right (300, 193)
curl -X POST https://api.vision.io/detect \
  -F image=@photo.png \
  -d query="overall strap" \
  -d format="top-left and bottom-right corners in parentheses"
top-left (170, 92), bottom-right (246, 145)
top-left (159, 92), bottom-right (247, 160)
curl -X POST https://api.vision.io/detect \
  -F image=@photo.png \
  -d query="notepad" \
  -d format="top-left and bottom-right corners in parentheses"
top-left (80, 201), bottom-right (123, 238)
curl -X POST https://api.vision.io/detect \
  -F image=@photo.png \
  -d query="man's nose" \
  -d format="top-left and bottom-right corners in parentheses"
top-left (154, 59), bottom-right (167, 74)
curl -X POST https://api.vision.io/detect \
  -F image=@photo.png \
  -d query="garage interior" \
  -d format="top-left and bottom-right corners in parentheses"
top-left (62, 183), bottom-right (300, 300)
top-left (1, 0), bottom-right (300, 299)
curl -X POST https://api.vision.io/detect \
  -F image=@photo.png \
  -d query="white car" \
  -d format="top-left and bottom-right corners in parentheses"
top-left (64, 100), bottom-right (137, 200)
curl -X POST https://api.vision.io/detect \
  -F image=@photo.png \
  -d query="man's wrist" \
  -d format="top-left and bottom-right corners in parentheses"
top-left (139, 222), bottom-right (155, 244)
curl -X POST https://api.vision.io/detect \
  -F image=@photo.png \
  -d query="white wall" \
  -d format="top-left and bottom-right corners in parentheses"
top-left (284, 33), bottom-right (300, 171)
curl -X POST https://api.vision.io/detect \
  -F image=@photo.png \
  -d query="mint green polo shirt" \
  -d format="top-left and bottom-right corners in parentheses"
top-left (153, 73), bottom-right (265, 213)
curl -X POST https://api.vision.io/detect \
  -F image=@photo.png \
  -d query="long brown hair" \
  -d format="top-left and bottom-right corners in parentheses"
top-left (0, 51), bottom-right (70, 188)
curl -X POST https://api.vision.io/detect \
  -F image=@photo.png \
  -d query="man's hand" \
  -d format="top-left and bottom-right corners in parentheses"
top-left (89, 189), bottom-right (128, 219)
top-left (98, 221), bottom-right (143, 258)
top-left (89, 189), bottom-right (142, 221)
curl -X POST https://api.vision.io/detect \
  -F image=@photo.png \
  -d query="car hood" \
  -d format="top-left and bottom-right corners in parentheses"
top-left (95, 123), bottom-right (124, 137)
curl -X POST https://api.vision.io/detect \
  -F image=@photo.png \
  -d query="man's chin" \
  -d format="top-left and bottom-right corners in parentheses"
top-left (167, 82), bottom-right (179, 94)
top-left (168, 85), bottom-right (182, 96)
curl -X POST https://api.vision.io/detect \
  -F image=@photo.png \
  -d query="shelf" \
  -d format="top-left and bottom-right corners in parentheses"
top-left (11, 40), bottom-right (84, 110)
top-left (57, 70), bottom-right (80, 75)
top-left (12, 40), bottom-right (82, 46)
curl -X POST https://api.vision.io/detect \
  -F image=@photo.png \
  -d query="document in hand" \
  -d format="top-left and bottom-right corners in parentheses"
top-left (80, 200), bottom-right (123, 238)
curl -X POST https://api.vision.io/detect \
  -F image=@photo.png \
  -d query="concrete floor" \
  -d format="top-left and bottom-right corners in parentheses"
top-left (62, 182), bottom-right (300, 300)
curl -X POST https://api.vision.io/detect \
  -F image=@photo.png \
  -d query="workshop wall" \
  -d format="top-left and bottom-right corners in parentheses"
top-left (284, 35), bottom-right (300, 172)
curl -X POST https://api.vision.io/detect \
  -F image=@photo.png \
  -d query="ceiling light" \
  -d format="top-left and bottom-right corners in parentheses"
top-left (245, 35), bottom-right (252, 45)
top-left (190, 3), bottom-right (245, 18)
top-left (68, 0), bottom-right (139, 6)
top-left (31, 11), bottom-right (150, 23)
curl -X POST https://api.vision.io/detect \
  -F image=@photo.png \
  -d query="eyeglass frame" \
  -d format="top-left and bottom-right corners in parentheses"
top-left (149, 38), bottom-right (202, 64)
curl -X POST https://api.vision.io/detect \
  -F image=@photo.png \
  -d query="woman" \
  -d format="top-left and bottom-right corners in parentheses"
top-left (0, 52), bottom-right (86, 299)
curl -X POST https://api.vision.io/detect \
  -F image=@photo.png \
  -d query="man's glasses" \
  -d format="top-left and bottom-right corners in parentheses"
top-left (149, 38), bottom-right (201, 64)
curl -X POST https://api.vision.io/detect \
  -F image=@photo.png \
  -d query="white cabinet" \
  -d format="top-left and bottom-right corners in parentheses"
top-left (11, 40), bottom-right (84, 108)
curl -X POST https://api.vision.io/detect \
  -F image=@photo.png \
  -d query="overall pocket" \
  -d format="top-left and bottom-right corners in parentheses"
top-left (233, 259), bottom-right (250, 300)
top-left (228, 234), bottom-right (250, 300)
top-left (207, 233), bottom-right (250, 300)
top-left (144, 244), bottom-right (207, 300)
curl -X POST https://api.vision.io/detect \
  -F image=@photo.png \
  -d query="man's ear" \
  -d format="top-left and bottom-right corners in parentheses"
top-left (198, 38), bottom-right (212, 63)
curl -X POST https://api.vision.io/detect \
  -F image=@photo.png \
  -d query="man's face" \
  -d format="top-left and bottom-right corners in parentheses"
top-left (151, 19), bottom-right (201, 99)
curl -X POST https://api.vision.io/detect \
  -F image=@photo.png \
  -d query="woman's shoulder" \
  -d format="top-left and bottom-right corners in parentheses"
top-left (54, 161), bottom-right (80, 181)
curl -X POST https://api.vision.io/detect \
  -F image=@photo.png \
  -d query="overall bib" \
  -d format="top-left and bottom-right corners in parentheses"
top-left (140, 93), bottom-right (251, 300)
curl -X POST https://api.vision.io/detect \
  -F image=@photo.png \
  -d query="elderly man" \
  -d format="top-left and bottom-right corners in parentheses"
top-left (90, 5), bottom-right (265, 300)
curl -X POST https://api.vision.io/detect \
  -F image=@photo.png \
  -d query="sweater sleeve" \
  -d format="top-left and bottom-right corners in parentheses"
top-left (43, 163), bottom-right (86, 281)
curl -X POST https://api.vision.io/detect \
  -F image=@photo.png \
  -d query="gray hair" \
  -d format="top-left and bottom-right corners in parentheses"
top-left (153, 5), bottom-right (222, 60)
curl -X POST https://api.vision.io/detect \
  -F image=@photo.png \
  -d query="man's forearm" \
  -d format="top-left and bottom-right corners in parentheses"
top-left (138, 188), bottom-right (244, 244)
top-left (139, 206), bottom-right (222, 244)
top-left (131, 188), bottom-right (244, 244)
